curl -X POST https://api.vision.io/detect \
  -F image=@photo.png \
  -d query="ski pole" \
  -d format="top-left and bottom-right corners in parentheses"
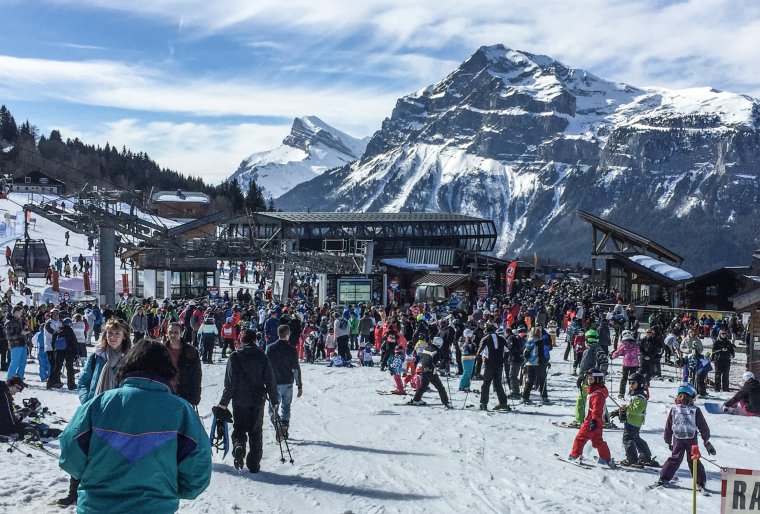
top-left (269, 403), bottom-right (286, 463)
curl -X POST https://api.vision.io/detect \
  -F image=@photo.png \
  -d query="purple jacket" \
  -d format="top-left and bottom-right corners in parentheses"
top-left (611, 340), bottom-right (640, 368)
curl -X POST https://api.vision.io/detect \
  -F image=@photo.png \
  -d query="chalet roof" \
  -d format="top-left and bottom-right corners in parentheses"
top-left (12, 170), bottom-right (64, 185)
top-left (578, 210), bottom-right (683, 265)
top-left (151, 190), bottom-right (210, 204)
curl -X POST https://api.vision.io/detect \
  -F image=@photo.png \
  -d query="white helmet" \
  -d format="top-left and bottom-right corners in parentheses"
top-left (432, 336), bottom-right (444, 348)
top-left (621, 330), bottom-right (635, 341)
top-left (463, 328), bottom-right (474, 338)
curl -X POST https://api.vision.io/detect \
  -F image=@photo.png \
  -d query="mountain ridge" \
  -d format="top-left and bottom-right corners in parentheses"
top-left (277, 44), bottom-right (760, 273)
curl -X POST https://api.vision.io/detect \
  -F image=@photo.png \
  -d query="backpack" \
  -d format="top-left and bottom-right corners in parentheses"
top-left (54, 333), bottom-right (68, 351)
top-left (339, 318), bottom-right (348, 330)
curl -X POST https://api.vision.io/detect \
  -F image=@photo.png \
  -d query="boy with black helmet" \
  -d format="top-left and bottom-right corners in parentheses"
top-left (568, 368), bottom-right (614, 467)
top-left (611, 372), bottom-right (657, 467)
top-left (655, 384), bottom-right (715, 490)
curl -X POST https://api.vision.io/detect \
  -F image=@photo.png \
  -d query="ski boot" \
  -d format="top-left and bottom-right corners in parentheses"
top-left (638, 457), bottom-right (661, 468)
top-left (55, 478), bottom-right (79, 506)
top-left (541, 397), bottom-right (551, 405)
top-left (493, 403), bottom-right (512, 411)
top-left (597, 458), bottom-right (616, 469)
top-left (280, 420), bottom-right (289, 441)
top-left (565, 420), bottom-right (581, 428)
top-left (233, 446), bottom-right (245, 470)
top-left (444, 402), bottom-right (454, 410)
top-left (521, 398), bottom-right (533, 405)
top-left (479, 403), bottom-right (487, 411)
top-left (409, 399), bottom-right (426, 406)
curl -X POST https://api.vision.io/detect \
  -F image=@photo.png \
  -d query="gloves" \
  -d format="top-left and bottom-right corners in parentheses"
top-left (297, 386), bottom-right (303, 398)
top-left (576, 377), bottom-right (583, 389)
top-left (704, 441), bottom-right (716, 456)
top-left (721, 404), bottom-right (730, 413)
top-left (609, 409), bottom-right (619, 418)
top-left (589, 419), bottom-right (598, 431)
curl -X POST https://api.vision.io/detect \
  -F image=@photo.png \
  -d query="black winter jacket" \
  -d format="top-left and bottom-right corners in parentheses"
top-left (266, 339), bottom-right (302, 387)
top-left (219, 344), bottom-right (278, 407)
top-left (169, 342), bottom-right (202, 406)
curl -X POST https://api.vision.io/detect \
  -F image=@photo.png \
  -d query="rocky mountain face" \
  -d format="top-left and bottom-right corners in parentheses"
top-left (229, 116), bottom-right (368, 199)
top-left (277, 45), bottom-right (760, 274)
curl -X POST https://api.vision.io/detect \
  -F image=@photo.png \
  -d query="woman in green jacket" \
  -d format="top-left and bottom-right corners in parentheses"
top-left (59, 339), bottom-right (211, 514)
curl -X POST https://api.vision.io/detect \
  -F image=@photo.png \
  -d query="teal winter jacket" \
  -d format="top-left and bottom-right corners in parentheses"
top-left (59, 373), bottom-right (212, 514)
top-left (77, 350), bottom-right (108, 404)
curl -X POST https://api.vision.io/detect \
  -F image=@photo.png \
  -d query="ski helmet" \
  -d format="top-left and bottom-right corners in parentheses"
top-left (621, 330), bottom-right (635, 341)
top-left (628, 372), bottom-right (646, 385)
top-left (226, 316), bottom-right (233, 323)
top-left (432, 336), bottom-right (444, 348)
top-left (586, 368), bottom-right (604, 378)
top-left (585, 329), bottom-right (599, 343)
top-left (463, 328), bottom-right (474, 338)
top-left (677, 383), bottom-right (697, 397)
top-left (742, 371), bottom-right (755, 382)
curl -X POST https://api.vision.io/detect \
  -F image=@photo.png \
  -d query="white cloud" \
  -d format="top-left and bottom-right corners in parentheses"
top-left (44, 0), bottom-right (760, 96)
top-left (54, 119), bottom-right (291, 184)
top-left (0, 55), bottom-right (396, 137)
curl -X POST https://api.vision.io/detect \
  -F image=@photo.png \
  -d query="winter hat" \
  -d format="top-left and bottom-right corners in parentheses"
top-left (743, 371), bottom-right (755, 382)
top-left (62, 318), bottom-right (72, 327)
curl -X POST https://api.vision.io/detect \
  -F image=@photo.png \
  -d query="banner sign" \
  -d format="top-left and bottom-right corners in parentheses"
top-left (505, 261), bottom-right (517, 296)
top-left (722, 467), bottom-right (760, 513)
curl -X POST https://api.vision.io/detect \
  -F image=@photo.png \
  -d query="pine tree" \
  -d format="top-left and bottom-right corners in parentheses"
top-left (229, 178), bottom-right (245, 213)
top-left (267, 197), bottom-right (276, 212)
top-left (0, 105), bottom-right (18, 142)
top-left (244, 180), bottom-right (266, 212)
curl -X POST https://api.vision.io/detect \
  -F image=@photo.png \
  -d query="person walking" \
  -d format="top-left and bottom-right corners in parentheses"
top-left (217, 329), bottom-right (279, 472)
top-left (130, 306), bottom-right (148, 343)
top-left (712, 328), bottom-right (735, 392)
top-left (266, 325), bottom-right (302, 441)
top-left (4, 306), bottom-right (29, 380)
top-left (165, 322), bottom-right (202, 408)
top-left (478, 325), bottom-right (510, 411)
top-left (59, 339), bottom-right (212, 513)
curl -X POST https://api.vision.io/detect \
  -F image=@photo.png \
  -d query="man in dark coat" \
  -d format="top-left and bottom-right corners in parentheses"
top-left (217, 330), bottom-right (279, 473)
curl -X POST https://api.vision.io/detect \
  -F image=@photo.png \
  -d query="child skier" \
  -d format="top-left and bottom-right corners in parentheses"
top-left (611, 372), bottom-right (657, 467)
top-left (458, 328), bottom-right (477, 391)
top-left (407, 337), bottom-right (452, 408)
top-left (568, 368), bottom-right (614, 467)
top-left (611, 330), bottom-right (640, 399)
top-left (220, 317), bottom-right (237, 358)
top-left (656, 384), bottom-right (716, 490)
top-left (360, 342), bottom-right (375, 367)
top-left (387, 345), bottom-right (405, 394)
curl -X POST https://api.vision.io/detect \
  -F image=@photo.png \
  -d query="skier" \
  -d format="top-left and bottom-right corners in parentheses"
top-left (458, 328), bottom-right (477, 391)
top-left (722, 371), bottom-right (760, 416)
top-left (505, 325), bottom-right (526, 398)
top-left (711, 328), bottom-right (735, 392)
top-left (656, 384), bottom-right (716, 490)
top-left (611, 330), bottom-right (641, 399)
top-left (522, 326), bottom-right (550, 404)
top-left (571, 329), bottom-right (608, 428)
top-left (478, 325), bottom-right (510, 411)
top-left (360, 341), bottom-right (375, 366)
top-left (387, 345), bottom-right (405, 394)
top-left (568, 369), bottom-right (614, 467)
top-left (217, 330), bottom-right (279, 472)
top-left (408, 337), bottom-right (452, 408)
top-left (266, 325), bottom-right (302, 441)
top-left (610, 372), bottom-right (657, 467)
top-left (197, 316), bottom-right (219, 363)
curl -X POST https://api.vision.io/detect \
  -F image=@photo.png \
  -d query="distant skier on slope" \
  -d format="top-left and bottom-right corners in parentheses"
top-left (567, 369), bottom-right (614, 468)
top-left (407, 337), bottom-right (452, 408)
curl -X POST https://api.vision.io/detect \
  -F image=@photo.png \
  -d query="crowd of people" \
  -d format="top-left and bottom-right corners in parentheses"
top-left (0, 277), bottom-right (758, 508)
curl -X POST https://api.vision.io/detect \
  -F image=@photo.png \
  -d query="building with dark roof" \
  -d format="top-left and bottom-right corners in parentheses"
top-left (11, 171), bottom-right (65, 194)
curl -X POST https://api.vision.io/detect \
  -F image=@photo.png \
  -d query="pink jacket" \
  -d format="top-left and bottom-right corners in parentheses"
top-left (611, 340), bottom-right (640, 368)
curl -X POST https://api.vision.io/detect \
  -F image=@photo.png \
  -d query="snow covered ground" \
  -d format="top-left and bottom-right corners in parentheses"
top-left (1, 335), bottom-right (756, 514)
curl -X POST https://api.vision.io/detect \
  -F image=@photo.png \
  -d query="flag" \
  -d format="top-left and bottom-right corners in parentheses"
top-left (505, 261), bottom-right (517, 296)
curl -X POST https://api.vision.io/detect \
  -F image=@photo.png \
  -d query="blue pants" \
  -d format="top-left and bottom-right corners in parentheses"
top-left (459, 358), bottom-right (475, 390)
top-left (37, 345), bottom-right (51, 381)
top-left (7, 346), bottom-right (28, 379)
top-left (269, 384), bottom-right (293, 422)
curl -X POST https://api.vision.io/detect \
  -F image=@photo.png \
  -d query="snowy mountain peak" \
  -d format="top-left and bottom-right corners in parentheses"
top-left (229, 117), bottom-right (368, 199)
top-left (279, 44), bottom-right (760, 273)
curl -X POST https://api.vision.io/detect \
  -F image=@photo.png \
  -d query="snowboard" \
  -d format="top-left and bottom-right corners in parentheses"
top-left (703, 402), bottom-right (725, 415)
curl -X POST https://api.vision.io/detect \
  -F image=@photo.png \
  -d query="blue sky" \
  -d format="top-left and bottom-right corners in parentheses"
top-left (1, 0), bottom-right (759, 183)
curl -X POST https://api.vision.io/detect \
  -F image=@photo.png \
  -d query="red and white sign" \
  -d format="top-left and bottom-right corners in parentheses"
top-left (505, 261), bottom-right (517, 296)
top-left (722, 467), bottom-right (760, 513)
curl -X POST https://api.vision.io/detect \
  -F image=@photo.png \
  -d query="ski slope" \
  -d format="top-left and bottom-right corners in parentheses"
top-left (1, 336), bottom-right (756, 513)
